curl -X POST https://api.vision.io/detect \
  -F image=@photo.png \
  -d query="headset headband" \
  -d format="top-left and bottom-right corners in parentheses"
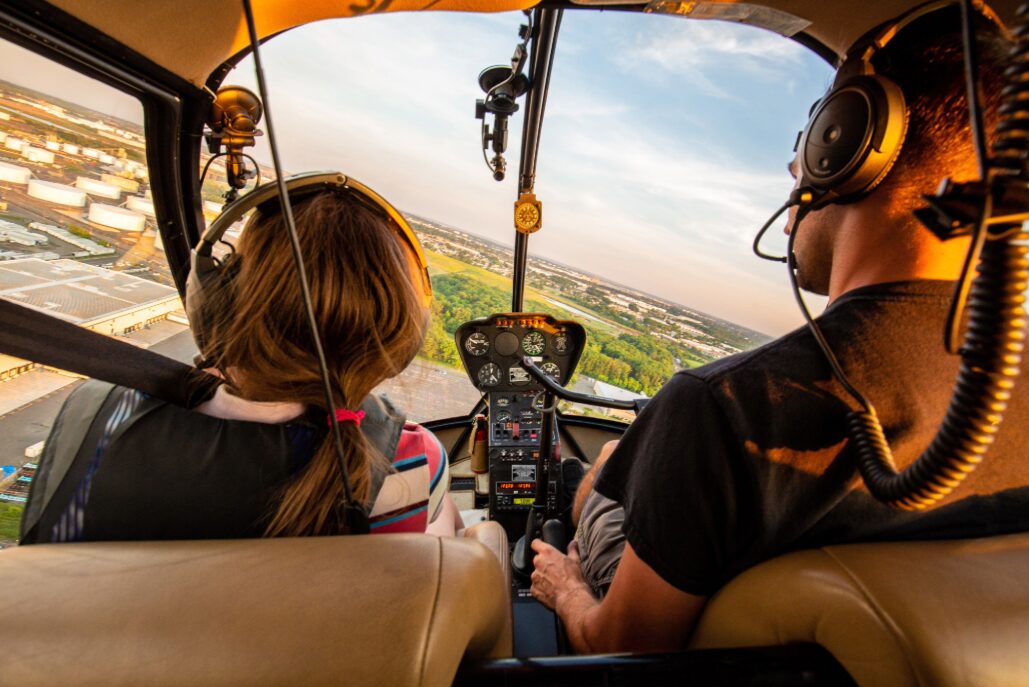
top-left (199, 171), bottom-right (432, 301)
top-left (838, 0), bottom-right (1004, 81)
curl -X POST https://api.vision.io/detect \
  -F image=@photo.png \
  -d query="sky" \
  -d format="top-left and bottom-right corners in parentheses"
top-left (0, 11), bottom-right (833, 335)
top-left (228, 11), bottom-right (833, 335)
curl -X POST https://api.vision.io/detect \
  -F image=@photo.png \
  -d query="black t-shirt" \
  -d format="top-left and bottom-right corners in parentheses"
top-left (594, 280), bottom-right (1029, 596)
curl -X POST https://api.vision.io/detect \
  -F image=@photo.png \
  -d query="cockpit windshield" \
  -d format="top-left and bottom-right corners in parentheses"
top-left (0, 9), bottom-right (835, 544)
top-left (219, 11), bottom-right (831, 419)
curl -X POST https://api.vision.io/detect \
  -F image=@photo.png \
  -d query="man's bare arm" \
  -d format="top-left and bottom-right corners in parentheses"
top-left (531, 539), bottom-right (706, 653)
top-left (572, 440), bottom-right (619, 527)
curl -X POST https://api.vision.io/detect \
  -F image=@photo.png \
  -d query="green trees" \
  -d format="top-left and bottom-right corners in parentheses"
top-left (418, 272), bottom-right (684, 396)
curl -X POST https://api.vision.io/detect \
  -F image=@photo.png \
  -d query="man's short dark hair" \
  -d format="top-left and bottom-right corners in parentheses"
top-left (870, 6), bottom-right (1010, 207)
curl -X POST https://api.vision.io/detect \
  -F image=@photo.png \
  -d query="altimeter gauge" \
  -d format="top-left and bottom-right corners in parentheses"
top-left (540, 361), bottom-right (561, 380)
top-left (521, 330), bottom-right (546, 356)
top-left (464, 332), bottom-right (490, 356)
top-left (477, 363), bottom-right (502, 387)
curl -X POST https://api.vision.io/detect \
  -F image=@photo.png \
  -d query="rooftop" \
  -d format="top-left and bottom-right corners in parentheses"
top-left (0, 258), bottom-right (177, 324)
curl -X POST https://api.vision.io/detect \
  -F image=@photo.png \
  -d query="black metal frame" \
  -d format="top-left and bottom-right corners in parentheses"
top-left (456, 644), bottom-right (857, 686)
top-left (511, 8), bottom-right (564, 312)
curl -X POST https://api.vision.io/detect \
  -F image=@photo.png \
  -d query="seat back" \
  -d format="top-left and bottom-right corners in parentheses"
top-left (689, 532), bottom-right (1029, 687)
top-left (0, 529), bottom-right (511, 687)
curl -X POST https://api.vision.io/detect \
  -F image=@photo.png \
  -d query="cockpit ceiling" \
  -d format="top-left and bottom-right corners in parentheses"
top-left (45, 0), bottom-right (1023, 88)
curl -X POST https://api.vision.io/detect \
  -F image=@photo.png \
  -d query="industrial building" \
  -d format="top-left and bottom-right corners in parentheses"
top-left (0, 258), bottom-right (181, 379)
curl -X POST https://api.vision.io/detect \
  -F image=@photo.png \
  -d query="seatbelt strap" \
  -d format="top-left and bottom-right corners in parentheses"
top-left (0, 299), bottom-right (218, 408)
top-left (19, 380), bottom-right (117, 541)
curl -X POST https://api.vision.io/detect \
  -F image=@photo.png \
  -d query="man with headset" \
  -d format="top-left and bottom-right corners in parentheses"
top-left (530, 4), bottom-right (1029, 652)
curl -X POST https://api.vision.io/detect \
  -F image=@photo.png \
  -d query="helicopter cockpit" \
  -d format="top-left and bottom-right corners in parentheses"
top-left (0, 0), bottom-right (1028, 685)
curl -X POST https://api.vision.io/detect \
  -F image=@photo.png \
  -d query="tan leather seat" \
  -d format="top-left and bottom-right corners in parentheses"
top-left (689, 532), bottom-right (1029, 687)
top-left (0, 524), bottom-right (511, 687)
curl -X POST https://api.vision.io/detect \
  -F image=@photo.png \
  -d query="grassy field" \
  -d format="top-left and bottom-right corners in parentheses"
top-left (0, 503), bottom-right (23, 542)
top-left (425, 249), bottom-right (626, 335)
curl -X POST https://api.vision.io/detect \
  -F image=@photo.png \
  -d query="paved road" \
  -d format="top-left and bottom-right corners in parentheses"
top-left (0, 330), bottom-right (199, 469)
top-left (0, 380), bottom-right (79, 469)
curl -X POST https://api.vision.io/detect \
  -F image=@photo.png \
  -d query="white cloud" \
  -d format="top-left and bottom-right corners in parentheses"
top-left (622, 18), bottom-right (805, 73)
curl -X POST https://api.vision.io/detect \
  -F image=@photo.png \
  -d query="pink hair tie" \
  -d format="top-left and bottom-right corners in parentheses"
top-left (328, 409), bottom-right (365, 427)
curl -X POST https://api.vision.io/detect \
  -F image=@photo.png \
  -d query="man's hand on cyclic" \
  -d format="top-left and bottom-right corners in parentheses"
top-left (530, 538), bottom-right (593, 611)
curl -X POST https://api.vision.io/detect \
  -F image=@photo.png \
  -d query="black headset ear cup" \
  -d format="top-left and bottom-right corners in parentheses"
top-left (185, 251), bottom-right (240, 362)
top-left (797, 74), bottom-right (908, 204)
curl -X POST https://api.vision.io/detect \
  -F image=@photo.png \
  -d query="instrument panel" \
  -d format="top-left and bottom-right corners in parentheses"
top-left (455, 313), bottom-right (586, 392)
top-left (457, 314), bottom-right (586, 538)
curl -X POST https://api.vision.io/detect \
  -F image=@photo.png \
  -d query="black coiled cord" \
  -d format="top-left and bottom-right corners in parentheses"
top-left (804, 2), bottom-right (1029, 510)
top-left (849, 231), bottom-right (1028, 510)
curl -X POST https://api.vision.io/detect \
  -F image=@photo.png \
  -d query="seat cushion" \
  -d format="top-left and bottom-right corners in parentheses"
top-left (689, 532), bottom-right (1029, 687)
top-left (0, 533), bottom-right (510, 686)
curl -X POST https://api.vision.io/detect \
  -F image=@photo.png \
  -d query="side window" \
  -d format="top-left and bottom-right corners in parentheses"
top-left (0, 40), bottom-right (179, 546)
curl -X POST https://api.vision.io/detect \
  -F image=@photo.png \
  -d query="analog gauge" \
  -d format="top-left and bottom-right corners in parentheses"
top-left (477, 363), bottom-right (502, 387)
top-left (494, 410), bottom-right (512, 423)
top-left (494, 396), bottom-right (510, 407)
top-left (522, 330), bottom-right (546, 356)
top-left (464, 332), bottom-right (489, 356)
top-left (532, 394), bottom-right (545, 411)
top-left (541, 362), bottom-right (561, 380)
top-left (553, 333), bottom-right (569, 354)
top-left (494, 331), bottom-right (520, 356)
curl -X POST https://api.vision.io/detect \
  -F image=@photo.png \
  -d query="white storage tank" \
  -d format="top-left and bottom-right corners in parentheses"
top-left (75, 176), bottom-right (121, 200)
top-left (44, 141), bottom-right (61, 152)
top-left (62, 143), bottom-right (80, 155)
top-left (99, 153), bottom-right (116, 165)
top-left (22, 147), bottom-right (55, 164)
top-left (89, 203), bottom-right (145, 232)
top-left (4, 137), bottom-right (25, 153)
top-left (27, 179), bottom-right (87, 207)
top-left (101, 174), bottom-right (139, 193)
top-left (81, 148), bottom-right (101, 159)
top-left (0, 160), bottom-right (30, 185)
top-left (125, 195), bottom-right (155, 217)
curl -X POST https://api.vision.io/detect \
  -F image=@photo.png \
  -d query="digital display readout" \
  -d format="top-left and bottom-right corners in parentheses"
top-left (513, 498), bottom-right (535, 505)
top-left (497, 482), bottom-right (535, 491)
top-left (495, 318), bottom-right (549, 329)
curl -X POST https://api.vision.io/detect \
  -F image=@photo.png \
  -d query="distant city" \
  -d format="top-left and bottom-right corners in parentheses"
top-left (0, 80), bottom-right (770, 546)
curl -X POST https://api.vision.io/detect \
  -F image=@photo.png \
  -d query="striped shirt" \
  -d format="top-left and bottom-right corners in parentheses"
top-left (368, 423), bottom-right (449, 533)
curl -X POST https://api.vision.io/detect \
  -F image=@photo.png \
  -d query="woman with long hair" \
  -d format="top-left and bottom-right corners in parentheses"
top-left (23, 183), bottom-right (462, 542)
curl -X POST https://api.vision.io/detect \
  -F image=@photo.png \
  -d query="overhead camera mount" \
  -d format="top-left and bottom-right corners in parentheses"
top-left (204, 85), bottom-right (264, 203)
top-left (476, 19), bottom-right (532, 181)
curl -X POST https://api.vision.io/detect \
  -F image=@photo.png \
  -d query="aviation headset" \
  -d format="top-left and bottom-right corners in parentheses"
top-left (185, 171), bottom-right (433, 361)
top-left (793, 0), bottom-right (1001, 209)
